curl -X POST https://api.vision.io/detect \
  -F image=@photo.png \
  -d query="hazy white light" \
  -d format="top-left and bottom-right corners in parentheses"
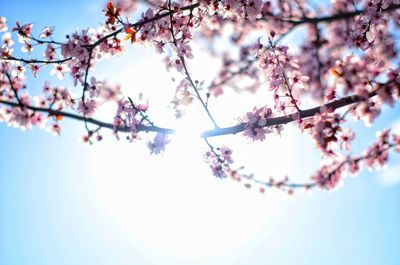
top-left (86, 43), bottom-right (309, 261)
top-left (88, 135), bottom-right (291, 260)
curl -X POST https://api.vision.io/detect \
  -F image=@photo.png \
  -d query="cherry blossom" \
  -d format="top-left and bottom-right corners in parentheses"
top-left (241, 106), bottom-right (276, 141)
top-left (364, 129), bottom-right (391, 169)
top-left (12, 22), bottom-right (33, 38)
top-left (0, 17), bottom-right (7, 32)
top-left (148, 133), bottom-right (170, 154)
top-left (39, 26), bottom-right (55, 38)
top-left (49, 64), bottom-right (69, 80)
top-left (29, 64), bottom-right (40, 78)
top-left (312, 158), bottom-right (344, 190)
top-left (204, 146), bottom-right (234, 178)
top-left (21, 40), bottom-right (33, 54)
top-left (47, 123), bottom-right (61, 136)
top-left (44, 44), bottom-right (55, 60)
top-left (77, 99), bottom-right (97, 117)
top-left (339, 128), bottom-right (355, 151)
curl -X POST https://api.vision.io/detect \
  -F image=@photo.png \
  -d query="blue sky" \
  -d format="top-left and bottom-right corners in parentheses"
top-left (1, 1), bottom-right (400, 265)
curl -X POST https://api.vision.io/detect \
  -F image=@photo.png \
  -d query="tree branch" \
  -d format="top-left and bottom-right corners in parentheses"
top-left (0, 99), bottom-right (175, 135)
top-left (201, 83), bottom-right (390, 138)
top-left (267, 3), bottom-right (400, 26)
top-left (0, 56), bottom-right (72, 65)
top-left (0, 81), bottom-right (391, 139)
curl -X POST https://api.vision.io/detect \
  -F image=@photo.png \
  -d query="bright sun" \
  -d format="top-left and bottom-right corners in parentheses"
top-left (85, 45), bottom-right (304, 261)
top-left (87, 135), bottom-right (292, 260)
top-left (86, 109), bottom-right (302, 260)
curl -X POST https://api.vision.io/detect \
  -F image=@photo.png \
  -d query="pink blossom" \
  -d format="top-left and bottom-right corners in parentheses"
top-left (100, 82), bottom-right (121, 101)
top-left (50, 64), bottom-right (69, 80)
top-left (176, 42), bottom-right (193, 59)
top-left (339, 128), bottom-right (355, 150)
top-left (0, 17), bottom-right (7, 32)
top-left (147, 133), bottom-right (170, 154)
top-left (113, 99), bottom-right (142, 140)
top-left (204, 147), bottom-right (234, 178)
top-left (219, 146), bottom-right (234, 164)
top-left (354, 101), bottom-right (381, 126)
top-left (12, 22), bottom-right (33, 37)
top-left (47, 123), bottom-right (61, 136)
top-left (43, 81), bottom-right (52, 94)
top-left (30, 112), bottom-right (46, 128)
top-left (312, 159), bottom-right (344, 190)
top-left (2, 32), bottom-right (14, 48)
top-left (303, 113), bottom-right (343, 155)
top-left (39, 26), bottom-right (55, 38)
top-left (44, 44), bottom-right (55, 60)
top-left (77, 99), bottom-right (97, 117)
top-left (11, 63), bottom-right (25, 78)
top-left (111, 0), bottom-right (138, 14)
top-left (29, 64), bottom-right (40, 78)
top-left (170, 58), bottom-right (185, 73)
top-left (364, 129), bottom-right (391, 169)
top-left (241, 106), bottom-right (274, 141)
top-left (392, 134), bottom-right (400, 153)
top-left (21, 41), bottom-right (33, 54)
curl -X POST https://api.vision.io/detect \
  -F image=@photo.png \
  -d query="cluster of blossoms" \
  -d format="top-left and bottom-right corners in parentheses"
top-left (312, 158), bottom-right (345, 190)
top-left (258, 37), bottom-right (308, 114)
top-left (77, 77), bottom-right (121, 117)
top-left (241, 106), bottom-right (282, 141)
top-left (0, 50), bottom-right (75, 133)
top-left (325, 56), bottom-right (400, 126)
top-left (113, 98), bottom-right (147, 142)
top-left (354, 76), bottom-right (399, 126)
top-left (0, 95), bottom-right (58, 135)
top-left (204, 0), bottom-right (264, 21)
top-left (40, 82), bottom-right (75, 110)
top-left (295, 25), bottom-right (332, 101)
top-left (350, 0), bottom-right (399, 50)
top-left (302, 112), bottom-right (353, 155)
top-left (312, 129), bottom-right (400, 190)
top-left (100, 2), bottom-right (204, 118)
top-left (111, 0), bottom-right (138, 14)
top-left (392, 133), bottom-right (400, 152)
top-left (147, 132), bottom-right (171, 155)
top-left (207, 46), bottom-right (261, 97)
top-left (0, 102), bottom-right (41, 130)
top-left (204, 146), bottom-right (234, 178)
top-left (327, 0), bottom-right (398, 73)
top-left (102, 1), bottom-right (202, 74)
top-left (361, 129), bottom-right (400, 170)
top-left (59, 27), bottom-right (126, 85)
top-left (364, 129), bottom-right (391, 168)
top-left (1, 0), bottom-right (400, 194)
top-left (329, 55), bottom-right (387, 96)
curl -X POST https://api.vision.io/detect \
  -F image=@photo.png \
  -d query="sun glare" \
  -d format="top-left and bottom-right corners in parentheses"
top-left (88, 132), bottom-right (293, 260)
top-left (86, 105), bottom-right (302, 260)
top-left (85, 41), bottom-right (306, 261)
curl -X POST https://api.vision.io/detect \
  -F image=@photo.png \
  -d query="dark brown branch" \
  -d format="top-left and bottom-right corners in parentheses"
top-left (5, 73), bottom-right (23, 106)
top-left (88, 2), bottom-right (200, 48)
top-left (27, 35), bottom-right (63, 45)
top-left (0, 99), bottom-right (175, 135)
top-left (91, 1), bottom-right (398, 56)
top-left (236, 141), bottom-right (397, 192)
top-left (201, 84), bottom-right (388, 138)
top-left (0, 83), bottom-right (388, 139)
top-left (167, 0), bottom-right (219, 128)
top-left (272, 3), bottom-right (400, 25)
top-left (0, 56), bottom-right (72, 65)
